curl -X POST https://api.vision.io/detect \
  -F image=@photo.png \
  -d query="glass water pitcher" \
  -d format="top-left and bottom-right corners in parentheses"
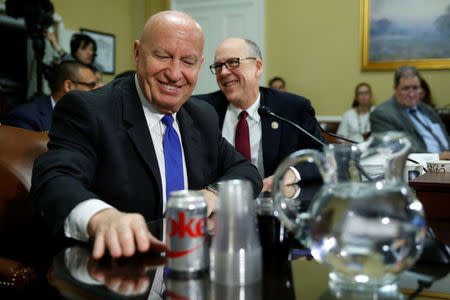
top-left (272, 132), bottom-right (426, 289)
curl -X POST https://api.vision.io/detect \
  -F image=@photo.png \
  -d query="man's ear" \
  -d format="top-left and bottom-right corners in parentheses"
top-left (255, 58), bottom-right (263, 78)
top-left (133, 40), bottom-right (140, 66)
top-left (63, 80), bottom-right (73, 93)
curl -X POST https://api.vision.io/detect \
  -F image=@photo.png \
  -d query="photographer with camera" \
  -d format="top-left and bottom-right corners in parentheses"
top-left (6, 0), bottom-right (55, 98)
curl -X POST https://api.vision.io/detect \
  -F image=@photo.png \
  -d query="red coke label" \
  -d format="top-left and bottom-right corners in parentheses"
top-left (169, 211), bottom-right (207, 238)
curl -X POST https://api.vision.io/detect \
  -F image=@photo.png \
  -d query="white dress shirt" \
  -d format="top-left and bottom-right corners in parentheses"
top-left (50, 96), bottom-right (56, 109)
top-left (221, 93), bottom-right (300, 183)
top-left (64, 75), bottom-right (188, 241)
top-left (222, 94), bottom-right (264, 177)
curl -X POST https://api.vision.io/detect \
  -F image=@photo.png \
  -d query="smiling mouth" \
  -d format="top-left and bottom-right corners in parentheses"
top-left (223, 80), bottom-right (238, 87)
top-left (164, 83), bottom-right (178, 90)
top-left (159, 81), bottom-right (182, 92)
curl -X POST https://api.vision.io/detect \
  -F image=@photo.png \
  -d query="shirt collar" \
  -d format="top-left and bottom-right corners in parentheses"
top-left (50, 96), bottom-right (56, 109)
top-left (228, 92), bottom-right (261, 122)
top-left (134, 75), bottom-right (177, 125)
top-left (406, 105), bottom-right (419, 114)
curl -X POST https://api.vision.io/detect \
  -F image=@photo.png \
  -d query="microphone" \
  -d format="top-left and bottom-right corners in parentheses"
top-left (258, 105), bottom-right (373, 181)
top-left (258, 106), bottom-right (326, 148)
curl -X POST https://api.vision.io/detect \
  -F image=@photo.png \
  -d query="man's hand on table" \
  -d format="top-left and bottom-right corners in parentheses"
top-left (87, 208), bottom-right (167, 259)
top-left (201, 188), bottom-right (217, 233)
top-left (87, 252), bottom-right (166, 296)
top-left (262, 169), bottom-right (298, 192)
top-left (201, 188), bottom-right (217, 217)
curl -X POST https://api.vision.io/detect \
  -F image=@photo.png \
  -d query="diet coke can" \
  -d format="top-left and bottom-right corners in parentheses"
top-left (166, 190), bottom-right (209, 274)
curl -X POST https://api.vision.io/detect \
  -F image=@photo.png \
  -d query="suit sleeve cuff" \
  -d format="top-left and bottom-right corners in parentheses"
top-left (289, 166), bottom-right (301, 183)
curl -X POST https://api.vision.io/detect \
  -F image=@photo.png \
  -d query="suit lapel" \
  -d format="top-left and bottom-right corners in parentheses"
top-left (215, 94), bottom-right (228, 129)
top-left (260, 90), bottom-right (281, 176)
top-left (177, 105), bottom-right (202, 187)
top-left (122, 79), bottom-right (163, 199)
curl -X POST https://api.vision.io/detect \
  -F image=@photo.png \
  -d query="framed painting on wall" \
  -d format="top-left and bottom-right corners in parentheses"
top-left (361, 0), bottom-right (450, 71)
top-left (80, 29), bottom-right (115, 74)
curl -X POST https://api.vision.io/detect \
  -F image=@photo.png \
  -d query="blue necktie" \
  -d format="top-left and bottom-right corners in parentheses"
top-left (161, 115), bottom-right (184, 201)
top-left (409, 109), bottom-right (447, 151)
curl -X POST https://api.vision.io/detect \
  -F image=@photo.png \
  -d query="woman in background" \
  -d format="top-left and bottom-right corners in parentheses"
top-left (46, 31), bottom-right (103, 84)
top-left (337, 82), bottom-right (375, 142)
top-left (47, 32), bottom-right (97, 65)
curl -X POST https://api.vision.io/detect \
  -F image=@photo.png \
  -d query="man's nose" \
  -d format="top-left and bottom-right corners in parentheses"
top-left (166, 61), bottom-right (183, 82)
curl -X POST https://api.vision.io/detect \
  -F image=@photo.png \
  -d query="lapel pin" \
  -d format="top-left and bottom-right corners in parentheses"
top-left (271, 121), bottom-right (279, 129)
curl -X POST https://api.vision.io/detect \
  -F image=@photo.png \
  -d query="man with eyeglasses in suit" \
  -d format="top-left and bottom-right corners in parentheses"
top-left (4, 60), bottom-right (97, 131)
top-left (370, 65), bottom-right (450, 159)
top-left (195, 38), bottom-right (326, 192)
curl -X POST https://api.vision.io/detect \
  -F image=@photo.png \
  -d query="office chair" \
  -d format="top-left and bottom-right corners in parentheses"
top-left (0, 125), bottom-right (49, 290)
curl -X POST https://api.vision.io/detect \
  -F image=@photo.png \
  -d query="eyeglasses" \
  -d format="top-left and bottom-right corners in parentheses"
top-left (399, 86), bottom-right (421, 94)
top-left (71, 80), bottom-right (97, 89)
top-left (209, 57), bottom-right (256, 75)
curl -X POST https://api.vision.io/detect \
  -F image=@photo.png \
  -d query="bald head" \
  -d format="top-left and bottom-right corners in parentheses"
top-left (140, 11), bottom-right (204, 51)
top-left (133, 11), bottom-right (205, 114)
top-left (215, 38), bottom-right (262, 61)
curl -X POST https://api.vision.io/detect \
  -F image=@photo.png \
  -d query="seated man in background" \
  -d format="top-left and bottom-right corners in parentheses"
top-left (370, 65), bottom-right (450, 159)
top-left (4, 61), bottom-right (97, 131)
top-left (195, 38), bottom-right (326, 191)
top-left (268, 76), bottom-right (286, 92)
top-left (30, 11), bottom-right (262, 260)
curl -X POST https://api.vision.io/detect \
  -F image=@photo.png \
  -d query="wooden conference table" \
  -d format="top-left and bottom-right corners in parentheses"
top-left (41, 174), bottom-right (450, 299)
top-left (410, 172), bottom-right (450, 245)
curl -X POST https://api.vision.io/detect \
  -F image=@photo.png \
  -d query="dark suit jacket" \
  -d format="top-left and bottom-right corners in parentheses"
top-left (30, 76), bottom-right (262, 238)
top-left (3, 95), bottom-right (53, 131)
top-left (195, 87), bottom-right (326, 179)
top-left (370, 96), bottom-right (450, 153)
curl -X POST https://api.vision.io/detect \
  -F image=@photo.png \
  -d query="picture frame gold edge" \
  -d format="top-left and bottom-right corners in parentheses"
top-left (360, 0), bottom-right (450, 71)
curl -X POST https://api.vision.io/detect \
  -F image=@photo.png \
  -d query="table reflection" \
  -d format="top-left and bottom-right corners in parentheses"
top-left (51, 243), bottom-right (450, 300)
top-left (49, 244), bottom-right (296, 300)
top-left (50, 245), bottom-right (166, 298)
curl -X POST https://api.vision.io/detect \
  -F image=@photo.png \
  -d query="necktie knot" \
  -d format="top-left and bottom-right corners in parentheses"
top-left (162, 114), bottom-right (174, 127)
top-left (409, 108), bottom-right (417, 114)
top-left (239, 111), bottom-right (248, 121)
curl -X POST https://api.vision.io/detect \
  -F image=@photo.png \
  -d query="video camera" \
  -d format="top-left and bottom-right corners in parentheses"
top-left (5, 0), bottom-right (54, 38)
top-left (5, 0), bottom-right (54, 96)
